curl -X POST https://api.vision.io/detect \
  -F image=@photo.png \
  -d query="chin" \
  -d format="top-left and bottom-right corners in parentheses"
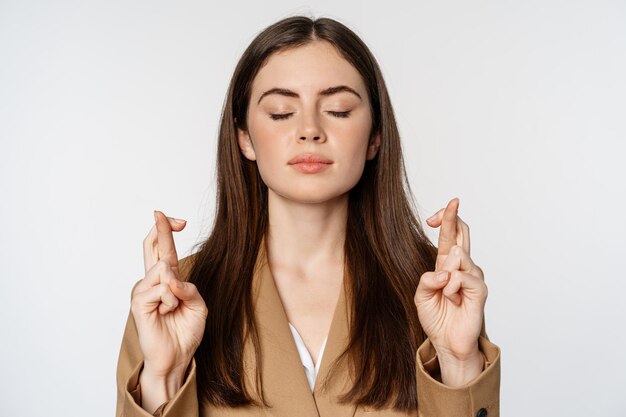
top-left (270, 185), bottom-right (352, 205)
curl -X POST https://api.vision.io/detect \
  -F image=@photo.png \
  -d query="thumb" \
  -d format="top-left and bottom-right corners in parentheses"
top-left (169, 278), bottom-right (206, 310)
top-left (415, 270), bottom-right (449, 304)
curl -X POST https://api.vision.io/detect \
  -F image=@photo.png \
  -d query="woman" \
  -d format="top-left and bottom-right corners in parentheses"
top-left (116, 15), bottom-right (501, 417)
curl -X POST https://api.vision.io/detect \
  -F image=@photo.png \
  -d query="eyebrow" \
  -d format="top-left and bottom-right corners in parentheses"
top-left (256, 85), bottom-right (362, 105)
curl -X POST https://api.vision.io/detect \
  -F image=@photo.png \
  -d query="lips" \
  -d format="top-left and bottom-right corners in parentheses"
top-left (288, 153), bottom-right (333, 165)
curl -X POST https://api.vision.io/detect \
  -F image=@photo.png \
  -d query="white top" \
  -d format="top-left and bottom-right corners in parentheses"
top-left (288, 322), bottom-right (329, 392)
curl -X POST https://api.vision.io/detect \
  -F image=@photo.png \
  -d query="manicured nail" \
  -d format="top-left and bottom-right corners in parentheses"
top-left (154, 210), bottom-right (158, 223)
top-left (173, 218), bottom-right (186, 224)
top-left (427, 214), bottom-right (436, 222)
top-left (436, 271), bottom-right (448, 282)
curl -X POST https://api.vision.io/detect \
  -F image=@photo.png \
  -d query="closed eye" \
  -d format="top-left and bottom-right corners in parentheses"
top-left (269, 111), bottom-right (352, 121)
top-left (327, 111), bottom-right (351, 118)
top-left (270, 113), bottom-right (293, 120)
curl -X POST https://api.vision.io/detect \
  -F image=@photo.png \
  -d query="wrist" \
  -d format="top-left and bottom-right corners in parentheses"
top-left (143, 356), bottom-right (192, 383)
top-left (435, 346), bottom-right (484, 387)
top-left (140, 367), bottom-right (186, 395)
top-left (434, 339), bottom-right (480, 363)
top-left (138, 363), bottom-right (188, 413)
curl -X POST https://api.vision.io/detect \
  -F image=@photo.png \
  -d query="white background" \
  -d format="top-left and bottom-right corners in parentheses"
top-left (1, 1), bottom-right (625, 416)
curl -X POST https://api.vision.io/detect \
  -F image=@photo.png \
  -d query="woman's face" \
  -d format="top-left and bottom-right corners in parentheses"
top-left (237, 40), bottom-right (380, 204)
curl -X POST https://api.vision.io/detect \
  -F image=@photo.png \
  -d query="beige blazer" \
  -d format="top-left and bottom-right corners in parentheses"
top-left (116, 242), bottom-right (501, 417)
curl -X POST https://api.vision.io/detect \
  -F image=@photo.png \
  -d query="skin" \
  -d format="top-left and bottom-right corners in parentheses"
top-left (416, 197), bottom-right (487, 386)
top-left (133, 41), bottom-right (487, 413)
top-left (132, 213), bottom-right (208, 413)
top-left (236, 40), bottom-right (381, 365)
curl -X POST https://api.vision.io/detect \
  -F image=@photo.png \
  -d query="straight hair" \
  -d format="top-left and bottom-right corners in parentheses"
top-left (186, 15), bottom-right (438, 412)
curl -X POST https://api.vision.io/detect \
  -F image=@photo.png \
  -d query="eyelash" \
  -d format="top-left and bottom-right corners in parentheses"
top-left (269, 111), bottom-right (351, 120)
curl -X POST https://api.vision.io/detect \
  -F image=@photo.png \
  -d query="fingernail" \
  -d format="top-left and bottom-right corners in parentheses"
top-left (427, 214), bottom-right (436, 222)
top-left (177, 280), bottom-right (185, 289)
top-left (153, 210), bottom-right (158, 223)
top-left (436, 271), bottom-right (448, 282)
top-left (173, 218), bottom-right (186, 224)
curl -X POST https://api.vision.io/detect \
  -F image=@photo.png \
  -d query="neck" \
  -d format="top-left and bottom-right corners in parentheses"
top-left (265, 189), bottom-right (347, 279)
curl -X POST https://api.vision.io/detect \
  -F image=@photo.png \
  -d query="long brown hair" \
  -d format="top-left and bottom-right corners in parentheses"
top-left (186, 14), bottom-right (437, 411)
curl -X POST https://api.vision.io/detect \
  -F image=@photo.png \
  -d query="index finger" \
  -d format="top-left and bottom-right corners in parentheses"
top-left (154, 210), bottom-right (180, 271)
top-left (437, 197), bottom-right (460, 258)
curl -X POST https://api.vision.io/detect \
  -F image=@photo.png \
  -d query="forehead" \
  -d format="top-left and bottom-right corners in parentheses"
top-left (251, 41), bottom-right (366, 100)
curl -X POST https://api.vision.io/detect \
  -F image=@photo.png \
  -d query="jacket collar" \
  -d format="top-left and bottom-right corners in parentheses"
top-left (243, 236), bottom-right (357, 417)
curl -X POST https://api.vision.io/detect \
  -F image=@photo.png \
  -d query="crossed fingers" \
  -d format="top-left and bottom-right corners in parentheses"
top-left (426, 198), bottom-right (471, 271)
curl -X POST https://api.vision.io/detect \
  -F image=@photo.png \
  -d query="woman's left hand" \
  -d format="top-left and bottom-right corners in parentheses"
top-left (414, 197), bottom-right (487, 371)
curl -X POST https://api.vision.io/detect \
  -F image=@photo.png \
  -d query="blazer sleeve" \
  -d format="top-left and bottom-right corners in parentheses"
top-left (115, 255), bottom-right (201, 417)
top-left (415, 317), bottom-right (501, 417)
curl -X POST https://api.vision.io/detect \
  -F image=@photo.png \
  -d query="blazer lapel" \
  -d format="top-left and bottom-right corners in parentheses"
top-left (249, 238), bottom-right (320, 417)
top-left (312, 262), bottom-right (358, 417)
top-left (247, 237), bottom-right (358, 417)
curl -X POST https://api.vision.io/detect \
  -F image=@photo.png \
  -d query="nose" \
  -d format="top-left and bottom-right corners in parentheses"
top-left (297, 111), bottom-right (326, 143)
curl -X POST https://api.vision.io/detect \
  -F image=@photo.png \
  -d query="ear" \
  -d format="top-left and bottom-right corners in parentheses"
top-left (366, 130), bottom-right (381, 160)
top-left (234, 117), bottom-right (257, 161)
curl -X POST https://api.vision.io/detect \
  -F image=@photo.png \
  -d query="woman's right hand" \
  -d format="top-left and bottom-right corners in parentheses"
top-left (131, 210), bottom-right (208, 381)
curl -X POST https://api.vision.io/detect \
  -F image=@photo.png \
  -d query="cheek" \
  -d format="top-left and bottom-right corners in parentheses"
top-left (338, 123), bottom-right (372, 169)
top-left (253, 142), bottom-right (281, 179)
top-left (247, 115), bottom-right (279, 156)
top-left (247, 122), bottom-right (288, 181)
top-left (327, 142), bottom-right (370, 195)
top-left (340, 149), bottom-right (368, 188)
